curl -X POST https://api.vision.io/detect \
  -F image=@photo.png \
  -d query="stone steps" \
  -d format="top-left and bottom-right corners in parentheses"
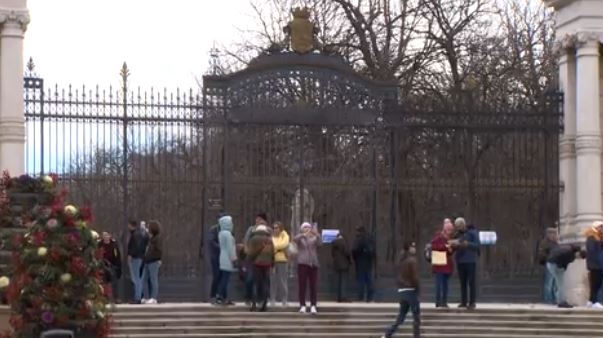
top-left (109, 303), bottom-right (603, 338)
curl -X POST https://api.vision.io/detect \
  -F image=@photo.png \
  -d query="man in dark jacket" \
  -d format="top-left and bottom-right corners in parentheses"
top-left (451, 217), bottom-right (480, 309)
top-left (381, 241), bottom-right (420, 338)
top-left (537, 227), bottom-right (559, 304)
top-left (547, 243), bottom-right (585, 308)
top-left (331, 232), bottom-right (352, 302)
top-left (99, 231), bottom-right (122, 303)
top-left (352, 226), bottom-right (376, 302)
top-left (127, 220), bottom-right (149, 304)
top-left (207, 211), bottom-right (226, 303)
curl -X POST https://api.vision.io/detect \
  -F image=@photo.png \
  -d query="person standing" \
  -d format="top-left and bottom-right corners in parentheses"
top-left (216, 214), bottom-right (237, 305)
top-left (141, 220), bottom-right (163, 304)
top-left (331, 232), bottom-right (352, 303)
top-left (127, 220), bottom-right (149, 304)
top-left (585, 221), bottom-right (603, 308)
top-left (271, 221), bottom-right (290, 307)
top-left (431, 220), bottom-right (454, 308)
top-left (547, 244), bottom-right (585, 308)
top-left (381, 241), bottom-right (420, 338)
top-left (352, 226), bottom-right (375, 302)
top-left (537, 227), bottom-right (559, 304)
top-left (247, 224), bottom-right (274, 312)
top-left (207, 212), bottom-right (226, 303)
top-left (295, 222), bottom-right (322, 314)
top-left (450, 217), bottom-right (479, 309)
top-left (99, 231), bottom-right (122, 303)
top-left (243, 212), bottom-right (268, 304)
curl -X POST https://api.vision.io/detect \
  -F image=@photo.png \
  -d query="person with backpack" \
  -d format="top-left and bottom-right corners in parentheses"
top-left (431, 219), bottom-right (454, 308)
top-left (247, 223), bottom-right (274, 312)
top-left (352, 226), bottom-right (376, 302)
top-left (537, 227), bottom-right (559, 304)
top-left (547, 243), bottom-right (586, 308)
top-left (331, 231), bottom-right (352, 303)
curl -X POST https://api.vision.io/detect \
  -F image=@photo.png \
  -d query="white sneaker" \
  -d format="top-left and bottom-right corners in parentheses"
top-left (310, 306), bottom-right (317, 314)
top-left (147, 298), bottom-right (157, 304)
top-left (587, 301), bottom-right (594, 308)
top-left (141, 299), bottom-right (149, 304)
top-left (299, 306), bottom-right (307, 313)
top-left (593, 302), bottom-right (603, 309)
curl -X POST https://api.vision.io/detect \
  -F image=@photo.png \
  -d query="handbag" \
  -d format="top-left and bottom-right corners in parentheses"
top-left (431, 250), bottom-right (448, 266)
top-left (286, 241), bottom-right (298, 257)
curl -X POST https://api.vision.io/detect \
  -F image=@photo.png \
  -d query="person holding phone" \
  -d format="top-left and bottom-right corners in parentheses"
top-left (295, 222), bottom-right (322, 314)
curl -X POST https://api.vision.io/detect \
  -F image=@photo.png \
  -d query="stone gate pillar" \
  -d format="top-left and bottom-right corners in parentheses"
top-left (545, 0), bottom-right (603, 306)
top-left (0, 0), bottom-right (29, 176)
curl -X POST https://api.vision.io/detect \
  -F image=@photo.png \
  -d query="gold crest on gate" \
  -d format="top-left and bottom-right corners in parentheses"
top-left (284, 7), bottom-right (316, 54)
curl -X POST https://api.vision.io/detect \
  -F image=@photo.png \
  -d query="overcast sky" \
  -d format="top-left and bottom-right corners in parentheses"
top-left (24, 0), bottom-right (253, 89)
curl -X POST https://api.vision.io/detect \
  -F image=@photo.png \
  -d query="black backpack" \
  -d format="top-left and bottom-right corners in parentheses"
top-left (424, 243), bottom-right (432, 263)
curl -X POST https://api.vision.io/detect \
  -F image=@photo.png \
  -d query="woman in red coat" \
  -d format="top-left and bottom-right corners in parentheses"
top-left (431, 219), bottom-right (455, 308)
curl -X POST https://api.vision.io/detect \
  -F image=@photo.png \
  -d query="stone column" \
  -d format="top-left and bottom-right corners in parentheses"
top-left (0, 6), bottom-right (29, 176)
top-left (564, 33), bottom-right (601, 306)
top-left (558, 50), bottom-right (577, 237)
top-left (574, 33), bottom-right (603, 230)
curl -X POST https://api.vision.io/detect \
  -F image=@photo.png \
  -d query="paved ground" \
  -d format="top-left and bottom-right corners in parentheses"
top-left (113, 302), bottom-right (597, 311)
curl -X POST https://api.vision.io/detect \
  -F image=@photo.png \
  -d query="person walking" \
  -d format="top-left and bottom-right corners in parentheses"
top-left (547, 243), bottom-right (585, 308)
top-left (381, 241), bottom-right (420, 338)
top-left (244, 212), bottom-right (268, 304)
top-left (352, 226), bottom-right (375, 302)
top-left (450, 217), bottom-right (480, 309)
top-left (127, 220), bottom-right (149, 304)
top-left (207, 212), bottom-right (226, 303)
top-left (247, 224), bottom-right (274, 312)
top-left (537, 227), bottom-right (559, 304)
top-left (141, 220), bottom-right (163, 304)
top-left (431, 220), bottom-right (454, 308)
top-left (331, 232), bottom-right (352, 303)
top-left (216, 214), bottom-right (237, 305)
top-left (585, 221), bottom-right (603, 308)
top-left (99, 231), bottom-right (122, 303)
top-left (271, 221), bottom-right (290, 307)
top-left (295, 222), bottom-right (322, 314)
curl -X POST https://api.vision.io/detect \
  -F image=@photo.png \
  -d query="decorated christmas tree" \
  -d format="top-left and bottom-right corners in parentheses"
top-left (0, 172), bottom-right (110, 337)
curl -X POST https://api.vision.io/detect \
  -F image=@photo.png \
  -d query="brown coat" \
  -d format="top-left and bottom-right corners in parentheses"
top-left (397, 252), bottom-right (419, 290)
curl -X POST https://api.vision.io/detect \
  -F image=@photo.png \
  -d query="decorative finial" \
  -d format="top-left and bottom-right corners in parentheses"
top-left (208, 42), bottom-right (224, 76)
top-left (27, 57), bottom-right (35, 72)
top-left (120, 62), bottom-right (130, 82)
top-left (283, 7), bottom-right (317, 54)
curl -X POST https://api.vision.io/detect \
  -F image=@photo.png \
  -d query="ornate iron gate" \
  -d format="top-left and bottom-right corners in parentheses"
top-left (23, 50), bottom-right (561, 300)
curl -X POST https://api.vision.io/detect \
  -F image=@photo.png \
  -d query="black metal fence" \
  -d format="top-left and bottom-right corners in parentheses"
top-left (23, 52), bottom-right (562, 292)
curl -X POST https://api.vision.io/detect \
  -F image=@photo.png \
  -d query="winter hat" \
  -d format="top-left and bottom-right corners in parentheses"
top-left (300, 222), bottom-right (312, 231)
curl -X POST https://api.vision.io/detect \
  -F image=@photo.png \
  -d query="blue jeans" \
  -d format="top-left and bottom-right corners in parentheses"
top-left (217, 270), bottom-right (231, 300)
top-left (458, 263), bottom-right (477, 306)
top-left (210, 258), bottom-right (220, 299)
top-left (356, 270), bottom-right (374, 301)
top-left (385, 289), bottom-right (420, 338)
top-left (128, 258), bottom-right (143, 302)
top-left (547, 262), bottom-right (565, 304)
top-left (245, 264), bottom-right (254, 301)
top-left (435, 273), bottom-right (450, 306)
top-left (543, 266), bottom-right (557, 304)
top-left (142, 261), bottom-right (160, 300)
